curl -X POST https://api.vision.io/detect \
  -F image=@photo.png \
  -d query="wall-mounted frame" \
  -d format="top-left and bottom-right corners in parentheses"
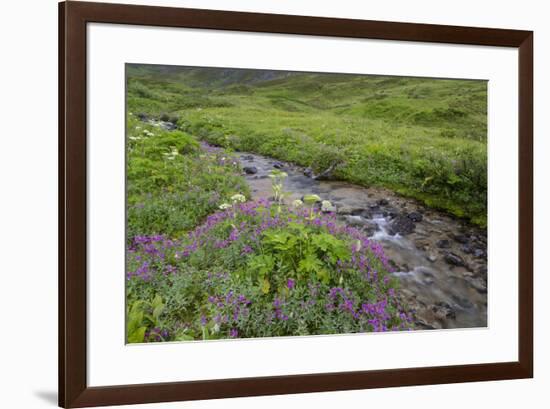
top-left (59, 1), bottom-right (533, 407)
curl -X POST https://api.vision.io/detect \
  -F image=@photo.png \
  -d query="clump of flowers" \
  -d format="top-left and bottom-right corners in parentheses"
top-left (126, 197), bottom-right (412, 342)
top-left (292, 199), bottom-right (303, 208)
top-left (321, 200), bottom-right (335, 213)
top-left (231, 193), bottom-right (246, 204)
top-left (162, 147), bottom-right (178, 160)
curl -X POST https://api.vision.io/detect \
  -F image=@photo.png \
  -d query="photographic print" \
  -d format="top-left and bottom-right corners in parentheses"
top-left (125, 64), bottom-right (488, 343)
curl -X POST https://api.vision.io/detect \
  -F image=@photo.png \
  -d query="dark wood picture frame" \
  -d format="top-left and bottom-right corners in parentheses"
top-left (59, 1), bottom-right (533, 407)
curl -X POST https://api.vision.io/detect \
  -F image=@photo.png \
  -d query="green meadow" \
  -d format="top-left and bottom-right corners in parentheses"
top-left (127, 65), bottom-right (487, 226)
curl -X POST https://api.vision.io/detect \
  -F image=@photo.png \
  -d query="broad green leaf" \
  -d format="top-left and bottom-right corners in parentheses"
top-left (302, 194), bottom-right (321, 205)
top-left (153, 304), bottom-right (164, 320)
top-left (298, 253), bottom-right (323, 274)
top-left (128, 326), bottom-right (147, 343)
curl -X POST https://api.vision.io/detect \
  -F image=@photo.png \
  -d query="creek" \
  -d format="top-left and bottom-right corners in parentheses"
top-left (237, 151), bottom-right (488, 330)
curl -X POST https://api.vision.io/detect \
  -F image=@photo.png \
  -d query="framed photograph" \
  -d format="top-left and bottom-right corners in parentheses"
top-left (59, 1), bottom-right (533, 407)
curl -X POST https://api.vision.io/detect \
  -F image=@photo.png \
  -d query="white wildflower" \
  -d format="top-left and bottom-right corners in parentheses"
top-left (231, 194), bottom-right (246, 203)
top-left (162, 148), bottom-right (178, 161)
top-left (292, 199), bottom-right (303, 208)
top-left (219, 203), bottom-right (232, 210)
top-left (321, 200), bottom-right (333, 212)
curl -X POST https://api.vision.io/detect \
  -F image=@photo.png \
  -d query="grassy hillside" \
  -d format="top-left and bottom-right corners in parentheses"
top-left (127, 64), bottom-right (487, 226)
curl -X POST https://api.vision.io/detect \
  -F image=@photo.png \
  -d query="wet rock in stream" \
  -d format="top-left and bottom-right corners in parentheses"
top-left (408, 212), bottom-right (423, 222)
top-left (436, 239), bottom-right (451, 249)
top-left (344, 216), bottom-right (379, 235)
top-left (432, 302), bottom-right (456, 320)
top-left (453, 234), bottom-right (470, 244)
top-left (336, 205), bottom-right (365, 216)
top-left (313, 162), bottom-right (339, 181)
top-left (465, 276), bottom-right (487, 294)
top-left (389, 215), bottom-right (416, 235)
top-left (444, 252), bottom-right (467, 267)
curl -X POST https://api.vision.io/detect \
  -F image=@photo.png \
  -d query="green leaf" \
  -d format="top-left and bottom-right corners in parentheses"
top-left (152, 295), bottom-right (163, 308)
top-left (261, 278), bottom-right (271, 294)
top-left (302, 194), bottom-right (321, 205)
top-left (153, 303), bottom-right (164, 320)
top-left (316, 268), bottom-right (330, 284)
top-left (128, 326), bottom-right (147, 343)
top-left (298, 253), bottom-right (323, 274)
top-left (247, 254), bottom-right (274, 278)
top-left (175, 334), bottom-right (195, 341)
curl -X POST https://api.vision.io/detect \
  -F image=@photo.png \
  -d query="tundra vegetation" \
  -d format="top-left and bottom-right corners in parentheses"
top-left (125, 65), bottom-right (486, 342)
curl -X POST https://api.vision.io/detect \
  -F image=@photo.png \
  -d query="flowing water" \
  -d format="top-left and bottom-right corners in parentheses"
top-left (237, 151), bottom-right (488, 330)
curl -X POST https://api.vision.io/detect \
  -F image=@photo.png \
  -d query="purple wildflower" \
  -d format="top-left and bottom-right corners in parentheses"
top-left (287, 278), bottom-right (295, 290)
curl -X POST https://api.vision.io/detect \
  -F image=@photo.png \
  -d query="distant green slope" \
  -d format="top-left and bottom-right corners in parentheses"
top-left (126, 64), bottom-right (487, 226)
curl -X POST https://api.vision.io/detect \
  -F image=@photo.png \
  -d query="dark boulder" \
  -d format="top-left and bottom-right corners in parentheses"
top-left (436, 239), bottom-right (451, 249)
top-left (272, 162), bottom-right (285, 169)
top-left (303, 168), bottom-right (314, 178)
top-left (243, 166), bottom-right (258, 175)
top-left (408, 212), bottom-right (423, 222)
top-left (377, 198), bottom-right (390, 206)
top-left (387, 209), bottom-right (399, 219)
top-left (444, 252), bottom-right (466, 267)
top-left (453, 234), bottom-right (469, 244)
top-left (313, 162), bottom-right (339, 181)
top-left (389, 215), bottom-right (416, 235)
